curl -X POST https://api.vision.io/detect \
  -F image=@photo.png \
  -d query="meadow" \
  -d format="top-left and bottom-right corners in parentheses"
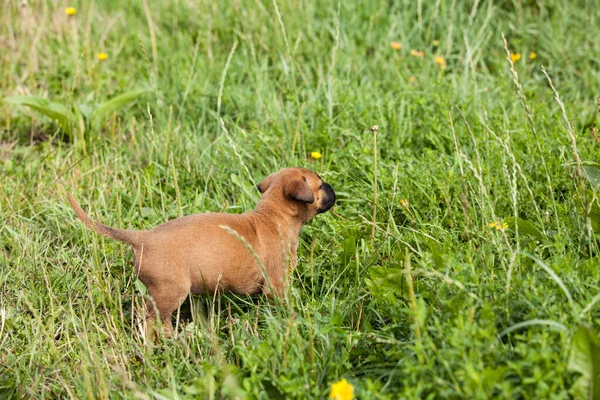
top-left (1, 0), bottom-right (600, 398)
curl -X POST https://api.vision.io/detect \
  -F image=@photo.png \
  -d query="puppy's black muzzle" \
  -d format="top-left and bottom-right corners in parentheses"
top-left (317, 182), bottom-right (336, 214)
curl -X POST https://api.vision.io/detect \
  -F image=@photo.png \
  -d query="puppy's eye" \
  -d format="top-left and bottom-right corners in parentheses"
top-left (302, 176), bottom-right (307, 182)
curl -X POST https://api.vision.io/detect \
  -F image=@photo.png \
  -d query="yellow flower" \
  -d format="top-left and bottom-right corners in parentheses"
top-left (529, 52), bottom-right (537, 59)
top-left (510, 53), bottom-right (521, 63)
top-left (65, 7), bottom-right (77, 16)
top-left (409, 76), bottom-right (416, 82)
top-left (434, 56), bottom-right (447, 70)
top-left (399, 199), bottom-right (409, 208)
top-left (410, 49), bottom-right (424, 58)
top-left (488, 221), bottom-right (508, 231)
top-left (310, 151), bottom-right (322, 160)
top-left (329, 378), bottom-right (354, 400)
top-left (389, 41), bottom-right (401, 50)
top-left (97, 52), bottom-right (108, 61)
top-left (432, 40), bottom-right (440, 46)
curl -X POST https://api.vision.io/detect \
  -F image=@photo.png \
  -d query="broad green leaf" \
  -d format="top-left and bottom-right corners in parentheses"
top-left (134, 279), bottom-right (148, 295)
top-left (90, 88), bottom-right (149, 131)
top-left (366, 247), bottom-right (410, 305)
top-left (230, 173), bottom-right (243, 188)
top-left (586, 190), bottom-right (600, 235)
top-left (425, 238), bottom-right (445, 268)
top-left (591, 205), bottom-right (600, 235)
top-left (77, 103), bottom-right (93, 119)
top-left (505, 217), bottom-right (545, 242)
top-left (482, 367), bottom-right (508, 397)
top-left (3, 95), bottom-right (76, 134)
top-left (72, 104), bottom-right (85, 135)
top-left (568, 326), bottom-right (600, 400)
top-left (579, 256), bottom-right (600, 271)
top-left (140, 207), bottom-right (155, 218)
top-left (582, 162), bottom-right (600, 191)
top-left (338, 229), bottom-right (358, 267)
top-left (415, 297), bottom-right (428, 328)
top-left (365, 263), bottom-right (404, 306)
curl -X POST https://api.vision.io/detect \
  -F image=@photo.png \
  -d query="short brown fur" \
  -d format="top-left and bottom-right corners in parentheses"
top-left (68, 167), bottom-right (336, 337)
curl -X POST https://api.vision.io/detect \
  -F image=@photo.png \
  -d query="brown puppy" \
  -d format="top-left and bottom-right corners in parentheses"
top-left (68, 167), bottom-right (336, 336)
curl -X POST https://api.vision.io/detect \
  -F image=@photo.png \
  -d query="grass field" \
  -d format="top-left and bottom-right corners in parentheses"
top-left (2, 0), bottom-right (600, 398)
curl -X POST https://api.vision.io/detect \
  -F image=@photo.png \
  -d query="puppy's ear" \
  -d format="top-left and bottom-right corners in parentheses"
top-left (284, 179), bottom-right (314, 204)
top-left (257, 174), bottom-right (274, 193)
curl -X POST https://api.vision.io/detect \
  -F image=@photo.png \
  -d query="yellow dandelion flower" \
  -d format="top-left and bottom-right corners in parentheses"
top-left (97, 52), bottom-right (108, 61)
top-left (410, 49), bottom-right (424, 58)
top-left (329, 378), bottom-right (354, 400)
top-left (409, 76), bottom-right (416, 82)
top-left (529, 52), bottom-right (537, 59)
top-left (65, 7), bottom-right (77, 16)
top-left (390, 41), bottom-right (401, 50)
top-left (488, 221), bottom-right (508, 231)
top-left (310, 151), bottom-right (322, 160)
top-left (432, 40), bottom-right (440, 46)
top-left (510, 53), bottom-right (521, 63)
top-left (434, 56), bottom-right (447, 70)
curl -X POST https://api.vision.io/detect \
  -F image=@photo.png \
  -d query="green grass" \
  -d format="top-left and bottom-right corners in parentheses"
top-left (1, 0), bottom-right (600, 398)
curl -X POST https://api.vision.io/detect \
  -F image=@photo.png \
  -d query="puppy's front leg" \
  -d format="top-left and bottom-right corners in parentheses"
top-left (261, 262), bottom-right (286, 299)
top-left (262, 278), bottom-right (285, 298)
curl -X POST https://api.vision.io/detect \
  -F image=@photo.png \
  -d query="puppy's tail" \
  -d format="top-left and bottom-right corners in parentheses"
top-left (67, 193), bottom-right (140, 246)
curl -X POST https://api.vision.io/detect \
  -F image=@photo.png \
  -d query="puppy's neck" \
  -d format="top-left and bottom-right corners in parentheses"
top-left (253, 198), bottom-right (306, 234)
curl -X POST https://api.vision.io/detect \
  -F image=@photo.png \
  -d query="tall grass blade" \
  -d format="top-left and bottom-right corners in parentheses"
top-left (498, 319), bottom-right (568, 337)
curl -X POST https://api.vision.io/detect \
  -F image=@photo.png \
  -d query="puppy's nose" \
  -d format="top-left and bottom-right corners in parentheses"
top-left (323, 183), bottom-right (336, 206)
top-left (317, 182), bottom-right (336, 213)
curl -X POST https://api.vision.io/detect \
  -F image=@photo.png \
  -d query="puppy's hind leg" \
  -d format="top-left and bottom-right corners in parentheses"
top-left (145, 283), bottom-right (190, 340)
